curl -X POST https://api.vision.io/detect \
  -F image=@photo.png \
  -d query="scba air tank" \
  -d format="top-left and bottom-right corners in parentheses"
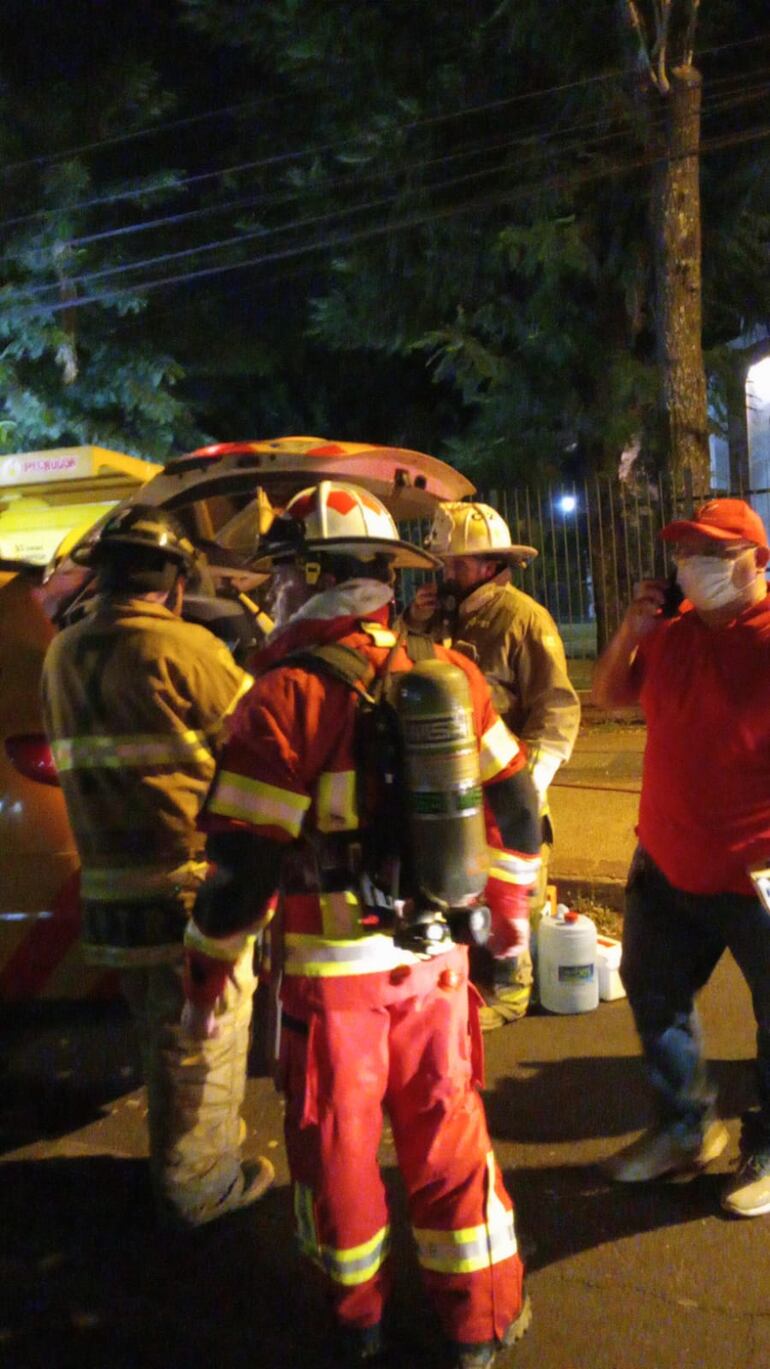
top-left (537, 905), bottom-right (599, 1014)
top-left (395, 660), bottom-right (489, 909)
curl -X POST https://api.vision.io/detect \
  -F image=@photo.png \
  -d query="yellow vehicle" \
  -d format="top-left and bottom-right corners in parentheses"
top-left (0, 445), bottom-right (160, 567)
top-left (0, 437), bottom-right (474, 1000)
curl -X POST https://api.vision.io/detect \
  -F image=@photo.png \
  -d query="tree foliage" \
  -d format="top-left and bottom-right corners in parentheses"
top-left (185, 0), bottom-right (770, 484)
top-left (0, 3), bottom-right (201, 459)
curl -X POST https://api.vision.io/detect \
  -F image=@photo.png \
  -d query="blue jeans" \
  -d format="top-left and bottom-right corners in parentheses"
top-left (622, 846), bottom-right (770, 1145)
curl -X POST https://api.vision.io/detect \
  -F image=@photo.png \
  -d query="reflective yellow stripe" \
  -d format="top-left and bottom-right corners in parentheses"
top-left (208, 771), bottom-right (311, 837)
top-left (487, 846), bottom-right (541, 886)
top-left (284, 932), bottom-right (422, 978)
top-left (226, 672), bottom-right (254, 714)
top-left (82, 859), bottom-right (207, 901)
top-left (183, 922), bottom-right (256, 963)
top-left (320, 1226), bottom-right (390, 1286)
top-left (316, 769), bottom-right (358, 833)
top-left (361, 622), bottom-right (397, 647)
top-left (414, 1155), bottom-right (517, 1274)
top-left (294, 1184), bottom-right (390, 1286)
top-left (319, 890), bottom-right (364, 938)
top-left (479, 718), bottom-right (520, 783)
top-left (52, 730), bottom-right (213, 771)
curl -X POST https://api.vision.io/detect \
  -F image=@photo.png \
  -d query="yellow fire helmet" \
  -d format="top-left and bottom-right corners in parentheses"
top-left (72, 503), bottom-right (197, 571)
top-left (425, 501), bottom-right (538, 567)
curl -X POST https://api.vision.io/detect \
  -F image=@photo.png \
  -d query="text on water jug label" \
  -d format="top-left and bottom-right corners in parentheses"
top-left (558, 964), bottom-right (595, 983)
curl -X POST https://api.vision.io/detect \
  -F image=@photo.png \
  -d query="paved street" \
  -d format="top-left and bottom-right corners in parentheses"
top-left (3, 718), bottom-right (769, 1368)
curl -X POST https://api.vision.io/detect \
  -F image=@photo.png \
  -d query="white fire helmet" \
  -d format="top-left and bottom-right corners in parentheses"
top-left (256, 480), bottom-right (439, 571)
top-left (425, 501), bottom-right (538, 566)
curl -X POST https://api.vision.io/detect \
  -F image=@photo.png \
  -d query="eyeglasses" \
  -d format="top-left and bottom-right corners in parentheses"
top-left (672, 542), bottom-right (752, 562)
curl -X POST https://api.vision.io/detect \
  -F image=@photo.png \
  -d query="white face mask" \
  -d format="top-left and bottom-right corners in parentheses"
top-left (675, 552), bottom-right (755, 612)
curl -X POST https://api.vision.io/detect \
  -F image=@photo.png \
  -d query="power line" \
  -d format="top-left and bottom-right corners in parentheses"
top-left (7, 67), bottom-right (770, 302)
top-left (6, 116), bottom-right (768, 321)
top-left (2, 62), bottom-right (768, 266)
top-left (5, 31), bottom-right (770, 233)
top-left (3, 24), bottom-right (769, 181)
top-left (0, 95), bottom-right (296, 177)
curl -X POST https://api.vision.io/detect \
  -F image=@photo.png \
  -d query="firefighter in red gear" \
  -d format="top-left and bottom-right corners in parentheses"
top-left (182, 482), bottom-right (541, 1368)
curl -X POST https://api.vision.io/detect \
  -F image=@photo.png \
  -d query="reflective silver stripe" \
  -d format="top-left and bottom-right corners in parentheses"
top-left (81, 859), bottom-right (207, 900)
top-left (318, 1225), bottom-right (390, 1287)
top-left (81, 941), bottom-right (182, 968)
top-left (316, 769), bottom-right (358, 833)
top-left (479, 718), bottom-right (520, 783)
top-left (208, 771), bottom-right (311, 837)
top-left (487, 846), bottom-right (541, 886)
top-left (52, 731), bottom-right (213, 771)
top-left (284, 932), bottom-right (422, 978)
top-left (415, 1154), bottom-right (517, 1273)
top-left (415, 1212), bottom-right (517, 1273)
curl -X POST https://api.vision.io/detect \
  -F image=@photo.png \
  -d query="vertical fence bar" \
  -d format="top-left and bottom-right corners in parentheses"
top-left (619, 479), bottom-right (633, 605)
top-left (548, 486), bottom-right (559, 622)
top-left (573, 482), bottom-right (586, 627)
top-left (561, 489), bottom-right (574, 631)
top-left (632, 479), bottom-right (645, 583)
top-left (584, 476), bottom-right (595, 653)
top-left (536, 484), bottom-right (551, 613)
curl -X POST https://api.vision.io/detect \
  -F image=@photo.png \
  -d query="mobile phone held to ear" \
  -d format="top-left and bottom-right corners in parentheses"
top-left (661, 568), bottom-right (684, 618)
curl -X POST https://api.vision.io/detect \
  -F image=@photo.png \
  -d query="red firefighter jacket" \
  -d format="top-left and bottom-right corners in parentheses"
top-left (185, 589), bottom-right (540, 1008)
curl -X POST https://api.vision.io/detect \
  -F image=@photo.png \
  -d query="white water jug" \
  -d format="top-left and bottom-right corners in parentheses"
top-left (537, 904), bottom-right (598, 1014)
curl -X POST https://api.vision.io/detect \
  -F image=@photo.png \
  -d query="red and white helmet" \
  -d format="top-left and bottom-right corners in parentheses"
top-left (425, 501), bottom-right (538, 566)
top-left (256, 480), bottom-right (439, 571)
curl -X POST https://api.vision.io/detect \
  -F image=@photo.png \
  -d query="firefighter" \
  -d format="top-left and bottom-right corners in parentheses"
top-left (40, 504), bottom-right (273, 1227)
top-left (181, 481), bottom-right (541, 1368)
top-left (405, 501), bottom-right (581, 1030)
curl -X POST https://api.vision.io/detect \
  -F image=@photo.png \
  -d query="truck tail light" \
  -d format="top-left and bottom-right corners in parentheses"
top-left (4, 734), bottom-right (59, 785)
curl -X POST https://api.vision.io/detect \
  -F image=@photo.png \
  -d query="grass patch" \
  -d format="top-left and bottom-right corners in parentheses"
top-left (572, 895), bottom-right (623, 939)
top-left (567, 657), bottom-right (593, 691)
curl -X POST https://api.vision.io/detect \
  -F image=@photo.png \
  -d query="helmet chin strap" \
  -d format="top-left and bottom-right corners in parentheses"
top-left (301, 559), bottom-right (322, 586)
top-left (163, 571), bottom-right (185, 613)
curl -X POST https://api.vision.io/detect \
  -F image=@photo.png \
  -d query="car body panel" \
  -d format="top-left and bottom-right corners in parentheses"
top-left (0, 568), bottom-right (112, 999)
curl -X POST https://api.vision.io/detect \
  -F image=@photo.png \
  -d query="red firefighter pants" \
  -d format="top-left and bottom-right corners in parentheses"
top-left (280, 957), bottom-right (524, 1345)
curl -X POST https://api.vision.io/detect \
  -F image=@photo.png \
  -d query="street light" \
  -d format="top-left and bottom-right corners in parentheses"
top-left (558, 494), bottom-right (577, 514)
top-left (748, 357), bottom-right (770, 406)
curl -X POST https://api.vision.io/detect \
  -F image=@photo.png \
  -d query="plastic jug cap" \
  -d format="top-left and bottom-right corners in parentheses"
top-left (564, 909), bottom-right (579, 923)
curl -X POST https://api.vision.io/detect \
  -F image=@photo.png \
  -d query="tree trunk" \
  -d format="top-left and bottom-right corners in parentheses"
top-left (651, 65), bottom-right (711, 498)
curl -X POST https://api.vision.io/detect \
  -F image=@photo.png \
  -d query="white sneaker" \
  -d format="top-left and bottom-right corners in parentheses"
top-left (722, 1153), bottom-right (770, 1217)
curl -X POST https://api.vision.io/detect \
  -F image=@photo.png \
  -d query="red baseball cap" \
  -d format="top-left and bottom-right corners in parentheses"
top-left (660, 498), bottom-right (769, 551)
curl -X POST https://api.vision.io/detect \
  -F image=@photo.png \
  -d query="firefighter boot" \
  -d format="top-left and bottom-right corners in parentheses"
top-left (328, 1322), bottom-right (385, 1366)
top-left (477, 952), bottom-right (533, 1032)
top-left (162, 1157), bottom-right (275, 1229)
top-left (448, 1293), bottom-right (532, 1368)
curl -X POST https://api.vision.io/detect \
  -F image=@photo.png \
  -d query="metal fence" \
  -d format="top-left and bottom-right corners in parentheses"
top-left (404, 474), bottom-right (770, 660)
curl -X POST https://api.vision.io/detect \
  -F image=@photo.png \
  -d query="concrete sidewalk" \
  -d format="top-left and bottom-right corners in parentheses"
top-left (549, 705), bottom-right (644, 909)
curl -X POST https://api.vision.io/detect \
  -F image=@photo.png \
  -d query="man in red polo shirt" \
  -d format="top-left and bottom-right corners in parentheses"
top-left (593, 498), bottom-right (770, 1216)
